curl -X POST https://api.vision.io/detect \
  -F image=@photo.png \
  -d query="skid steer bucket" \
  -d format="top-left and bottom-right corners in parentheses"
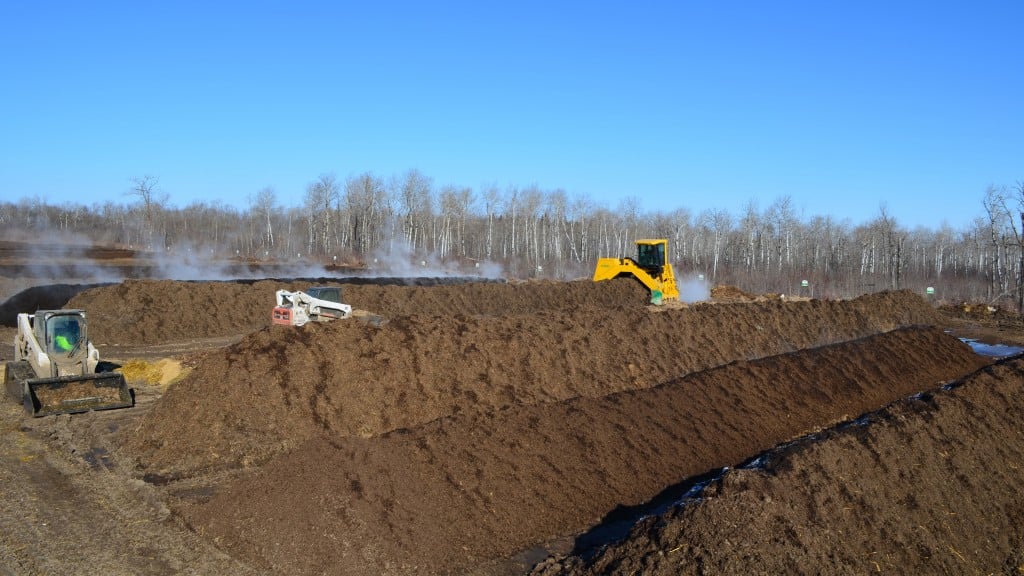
top-left (22, 372), bottom-right (133, 417)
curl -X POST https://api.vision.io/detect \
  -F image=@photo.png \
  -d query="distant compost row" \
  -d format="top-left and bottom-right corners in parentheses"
top-left (65, 277), bottom-right (650, 345)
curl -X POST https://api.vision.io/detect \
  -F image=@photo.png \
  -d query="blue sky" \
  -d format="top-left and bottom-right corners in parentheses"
top-left (2, 1), bottom-right (1020, 230)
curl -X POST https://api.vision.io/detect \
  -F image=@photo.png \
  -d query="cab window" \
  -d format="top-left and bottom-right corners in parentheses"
top-left (637, 243), bottom-right (665, 268)
top-left (310, 287), bottom-right (341, 303)
top-left (47, 315), bottom-right (82, 355)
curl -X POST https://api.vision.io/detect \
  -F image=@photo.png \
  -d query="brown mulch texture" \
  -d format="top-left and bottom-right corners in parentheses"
top-left (56, 277), bottom-right (1004, 576)
top-left (120, 288), bottom-right (946, 477)
top-left (531, 356), bottom-right (1024, 576)
top-left (177, 325), bottom-right (988, 576)
top-left (66, 278), bottom-right (652, 345)
top-left (4, 270), bottom-right (1021, 574)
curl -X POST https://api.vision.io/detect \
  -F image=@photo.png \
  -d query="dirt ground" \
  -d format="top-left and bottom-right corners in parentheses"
top-left (0, 240), bottom-right (1022, 575)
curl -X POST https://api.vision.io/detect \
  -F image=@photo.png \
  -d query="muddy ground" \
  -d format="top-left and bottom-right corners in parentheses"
top-left (0, 241), bottom-right (1022, 575)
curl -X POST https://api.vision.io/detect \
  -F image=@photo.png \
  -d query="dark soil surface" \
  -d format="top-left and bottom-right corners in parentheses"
top-left (0, 240), bottom-right (1022, 575)
top-left (531, 356), bottom-right (1024, 576)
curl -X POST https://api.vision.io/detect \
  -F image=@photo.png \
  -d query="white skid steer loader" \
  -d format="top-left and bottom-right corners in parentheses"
top-left (4, 310), bottom-right (133, 417)
top-left (272, 286), bottom-right (352, 326)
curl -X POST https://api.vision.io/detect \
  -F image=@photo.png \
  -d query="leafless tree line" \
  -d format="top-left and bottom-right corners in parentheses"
top-left (2, 173), bottom-right (1023, 308)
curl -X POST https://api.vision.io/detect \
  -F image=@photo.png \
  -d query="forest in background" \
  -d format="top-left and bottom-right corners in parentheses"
top-left (3, 172), bottom-right (1024, 309)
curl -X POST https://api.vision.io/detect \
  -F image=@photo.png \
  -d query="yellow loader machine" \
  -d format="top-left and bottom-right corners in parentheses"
top-left (4, 310), bottom-right (133, 417)
top-left (593, 239), bottom-right (680, 304)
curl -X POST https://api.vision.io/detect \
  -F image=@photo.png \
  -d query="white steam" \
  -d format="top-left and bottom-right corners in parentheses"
top-left (11, 230), bottom-right (125, 284)
top-left (366, 236), bottom-right (504, 279)
top-left (157, 240), bottom-right (330, 281)
top-left (678, 276), bottom-right (711, 303)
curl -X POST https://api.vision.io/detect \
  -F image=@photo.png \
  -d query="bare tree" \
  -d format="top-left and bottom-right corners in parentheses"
top-left (481, 184), bottom-right (500, 261)
top-left (438, 183), bottom-right (473, 258)
top-left (5, 168), bottom-right (1022, 305)
top-left (697, 208), bottom-right (732, 281)
top-left (520, 186), bottom-right (543, 266)
top-left (126, 175), bottom-right (168, 249)
top-left (254, 187), bottom-right (276, 253)
top-left (397, 169), bottom-right (433, 251)
top-left (304, 174), bottom-right (340, 256)
top-left (566, 192), bottom-right (594, 264)
top-left (344, 172), bottom-right (387, 256)
top-left (738, 200), bottom-right (761, 272)
top-left (1016, 181), bottom-right (1024, 310)
top-left (767, 196), bottom-right (796, 272)
top-left (504, 186), bottom-right (520, 263)
top-left (545, 188), bottom-right (568, 268)
top-left (618, 196), bottom-right (642, 256)
top-left (981, 185), bottom-right (1013, 300)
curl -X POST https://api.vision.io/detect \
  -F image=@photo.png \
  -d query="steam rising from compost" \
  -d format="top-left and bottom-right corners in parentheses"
top-left (4, 225), bottom-right (504, 288)
top-left (366, 236), bottom-right (504, 279)
top-left (679, 276), bottom-right (711, 303)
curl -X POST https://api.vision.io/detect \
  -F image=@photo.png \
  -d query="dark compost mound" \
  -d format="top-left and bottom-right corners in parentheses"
top-left (65, 278), bottom-right (649, 345)
top-left (181, 326), bottom-right (988, 575)
top-left (532, 356), bottom-right (1024, 576)
top-left (123, 290), bottom-right (945, 477)
top-left (109, 285), bottom-right (987, 574)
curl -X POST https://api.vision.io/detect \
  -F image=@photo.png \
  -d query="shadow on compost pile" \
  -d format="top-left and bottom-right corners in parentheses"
top-left (0, 283), bottom-right (113, 326)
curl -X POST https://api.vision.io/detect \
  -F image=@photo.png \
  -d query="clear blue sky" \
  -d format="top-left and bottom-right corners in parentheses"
top-left (2, 1), bottom-right (1020, 230)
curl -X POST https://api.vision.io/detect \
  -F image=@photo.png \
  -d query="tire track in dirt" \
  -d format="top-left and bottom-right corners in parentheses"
top-left (0, 403), bottom-right (257, 576)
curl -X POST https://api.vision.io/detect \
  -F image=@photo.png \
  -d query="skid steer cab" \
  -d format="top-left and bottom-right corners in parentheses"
top-left (593, 239), bottom-right (680, 304)
top-left (4, 310), bottom-right (133, 417)
top-left (273, 286), bottom-right (353, 326)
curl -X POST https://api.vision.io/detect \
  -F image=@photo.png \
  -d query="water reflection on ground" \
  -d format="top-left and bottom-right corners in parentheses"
top-left (962, 339), bottom-right (1024, 358)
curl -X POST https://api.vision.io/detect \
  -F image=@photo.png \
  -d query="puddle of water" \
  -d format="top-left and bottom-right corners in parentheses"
top-left (571, 467), bottom-right (725, 559)
top-left (961, 338), bottom-right (1024, 358)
